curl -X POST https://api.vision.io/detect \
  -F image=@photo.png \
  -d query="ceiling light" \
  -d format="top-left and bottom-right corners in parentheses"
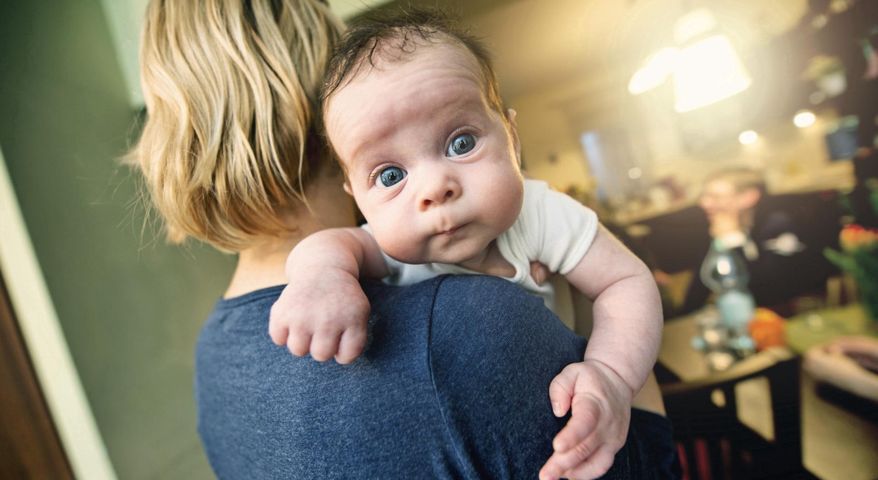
top-left (673, 8), bottom-right (718, 44)
top-left (738, 130), bottom-right (759, 145)
top-left (793, 110), bottom-right (817, 128)
top-left (628, 48), bottom-right (679, 95)
top-left (673, 35), bottom-right (752, 112)
top-left (629, 8), bottom-right (752, 112)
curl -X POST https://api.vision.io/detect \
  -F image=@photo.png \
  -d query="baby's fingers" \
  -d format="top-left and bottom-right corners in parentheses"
top-left (286, 328), bottom-right (312, 357)
top-left (268, 319), bottom-right (289, 347)
top-left (553, 395), bottom-right (601, 452)
top-left (560, 445), bottom-right (616, 480)
top-left (529, 261), bottom-right (551, 285)
top-left (310, 328), bottom-right (342, 362)
top-left (539, 430), bottom-right (601, 480)
top-left (548, 370), bottom-right (576, 417)
top-left (268, 300), bottom-right (293, 346)
top-left (335, 326), bottom-right (367, 364)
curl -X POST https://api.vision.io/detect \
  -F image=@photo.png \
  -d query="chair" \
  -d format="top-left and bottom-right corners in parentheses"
top-left (660, 348), bottom-right (818, 480)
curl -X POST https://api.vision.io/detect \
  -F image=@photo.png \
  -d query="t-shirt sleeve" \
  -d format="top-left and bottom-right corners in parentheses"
top-left (520, 180), bottom-right (599, 275)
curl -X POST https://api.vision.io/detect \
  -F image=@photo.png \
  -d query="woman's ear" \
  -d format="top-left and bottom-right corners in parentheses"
top-left (505, 108), bottom-right (522, 163)
top-left (343, 180), bottom-right (353, 196)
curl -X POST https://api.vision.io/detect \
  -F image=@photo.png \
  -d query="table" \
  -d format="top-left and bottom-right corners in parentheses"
top-left (785, 304), bottom-right (878, 353)
top-left (659, 310), bottom-right (878, 480)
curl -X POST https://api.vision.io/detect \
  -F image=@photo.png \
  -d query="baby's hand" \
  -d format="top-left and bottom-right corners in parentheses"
top-left (530, 261), bottom-right (551, 285)
top-left (539, 359), bottom-right (633, 480)
top-left (268, 264), bottom-right (370, 364)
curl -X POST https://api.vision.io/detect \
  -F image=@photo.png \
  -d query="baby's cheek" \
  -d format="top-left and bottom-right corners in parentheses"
top-left (371, 223), bottom-right (423, 264)
top-left (485, 177), bottom-right (523, 227)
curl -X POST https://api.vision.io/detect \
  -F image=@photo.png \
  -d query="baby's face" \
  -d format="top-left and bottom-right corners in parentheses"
top-left (324, 42), bottom-right (524, 265)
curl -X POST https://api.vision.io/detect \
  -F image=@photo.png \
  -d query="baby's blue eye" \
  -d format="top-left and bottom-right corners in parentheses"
top-left (447, 133), bottom-right (476, 157)
top-left (377, 166), bottom-right (406, 187)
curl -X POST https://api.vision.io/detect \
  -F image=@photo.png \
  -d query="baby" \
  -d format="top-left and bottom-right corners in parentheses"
top-left (269, 11), bottom-right (662, 479)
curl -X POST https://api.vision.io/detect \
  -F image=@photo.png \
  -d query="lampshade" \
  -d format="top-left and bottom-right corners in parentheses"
top-left (629, 8), bottom-right (753, 113)
top-left (673, 34), bottom-right (752, 113)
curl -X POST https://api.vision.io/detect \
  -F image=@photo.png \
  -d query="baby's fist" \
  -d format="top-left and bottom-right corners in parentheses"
top-left (269, 267), bottom-right (370, 364)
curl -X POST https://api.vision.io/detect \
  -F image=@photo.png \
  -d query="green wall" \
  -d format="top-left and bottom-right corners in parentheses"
top-left (0, 1), bottom-right (234, 478)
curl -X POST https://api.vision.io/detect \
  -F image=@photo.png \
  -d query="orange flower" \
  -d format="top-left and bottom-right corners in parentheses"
top-left (840, 224), bottom-right (878, 252)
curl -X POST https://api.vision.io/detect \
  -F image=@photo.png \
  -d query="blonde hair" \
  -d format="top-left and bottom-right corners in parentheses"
top-left (703, 167), bottom-right (766, 195)
top-left (128, 0), bottom-right (343, 252)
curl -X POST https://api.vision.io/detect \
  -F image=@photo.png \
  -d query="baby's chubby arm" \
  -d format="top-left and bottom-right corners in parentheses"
top-left (269, 228), bottom-right (389, 364)
top-left (540, 225), bottom-right (662, 480)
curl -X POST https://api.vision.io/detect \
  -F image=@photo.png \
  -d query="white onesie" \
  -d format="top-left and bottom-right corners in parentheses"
top-left (367, 179), bottom-right (599, 310)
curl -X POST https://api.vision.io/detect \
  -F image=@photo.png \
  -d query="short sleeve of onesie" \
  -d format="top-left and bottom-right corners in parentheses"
top-left (498, 179), bottom-right (599, 276)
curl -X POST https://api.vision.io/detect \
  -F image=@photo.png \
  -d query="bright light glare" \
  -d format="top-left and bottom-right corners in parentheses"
top-left (716, 258), bottom-right (732, 276)
top-left (673, 35), bottom-right (752, 113)
top-left (674, 8), bottom-right (718, 44)
top-left (628, 167), bottom-right (643, 179)
top-left (628, 48), bottom-right (678, 95)
top-left (793, 110), bottom-right (817, 128)
top-left (738, 130), bottom-right (759, 145)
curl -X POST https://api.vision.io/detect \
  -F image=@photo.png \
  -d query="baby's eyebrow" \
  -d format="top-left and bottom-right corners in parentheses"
top-left (344, 151), bottom-right (382, 183)
top-left (343, 121), bottom-right (395, 164)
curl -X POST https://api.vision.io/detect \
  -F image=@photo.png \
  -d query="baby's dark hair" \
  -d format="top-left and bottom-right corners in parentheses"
top-left (320, 8), bottom-right (505, 117)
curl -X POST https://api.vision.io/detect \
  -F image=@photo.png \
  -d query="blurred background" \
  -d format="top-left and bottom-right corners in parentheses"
top-left (1, 0), bottom-right (876, 479)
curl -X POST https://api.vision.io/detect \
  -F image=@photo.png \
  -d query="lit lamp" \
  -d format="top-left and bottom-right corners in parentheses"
top-left (629, 8), bottom-right (752, 113)
top-left (673, 34), bottom-right (752, 112)
top-left (793, 110), bottom-right (817, 128)
top-left (628, 48), bottom-right (679, 95)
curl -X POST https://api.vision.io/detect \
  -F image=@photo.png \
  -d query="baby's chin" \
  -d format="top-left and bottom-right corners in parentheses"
top-left (382, 248), bottom-right (430, 265)
top-left (384, 249), bottom-right (478, 266)
top-left (385, 252), bottom-right (444, 266)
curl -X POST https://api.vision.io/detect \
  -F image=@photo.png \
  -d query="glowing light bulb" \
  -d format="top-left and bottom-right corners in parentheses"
top-left (738, 130), bottom-right (758, 145)
top-left (628, 48), bottom-right (678, 95)
top-left (716, 258), bottom-right (732, 276)
top-left (673, 35), bottom-right (752, 112)
top-left (793, 110), bottom-right (816, 128)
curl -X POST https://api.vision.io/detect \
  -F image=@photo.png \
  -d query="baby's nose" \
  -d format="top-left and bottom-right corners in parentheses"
top-left (419, 175), bottom-right (461, 211)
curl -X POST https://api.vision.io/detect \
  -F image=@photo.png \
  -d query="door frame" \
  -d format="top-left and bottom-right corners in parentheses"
top-left (0, 145), bottom-right (117, 479)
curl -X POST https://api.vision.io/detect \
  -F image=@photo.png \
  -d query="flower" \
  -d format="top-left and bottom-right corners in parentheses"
top-left (839, 224), bottom-right (878, 252)
top-left (826, 224), bottom-right (878, 320)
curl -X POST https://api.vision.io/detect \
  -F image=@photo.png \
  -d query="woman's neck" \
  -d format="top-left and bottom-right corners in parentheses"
top-left (225, 234), bottom-right (306, 298)
top-left (224, 172), bottom-right (357, 298)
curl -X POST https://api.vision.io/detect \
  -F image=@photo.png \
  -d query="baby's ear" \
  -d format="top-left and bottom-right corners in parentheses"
top-left (505, 108), bottom-right (521, 162)
top-left (506, 108), bottom-right (518, 125)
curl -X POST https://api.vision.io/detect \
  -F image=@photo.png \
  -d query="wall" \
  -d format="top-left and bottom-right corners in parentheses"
top-left (0, 1), bottom-right (233, 478)
top-left (510, 59), bottom-right (852, 214)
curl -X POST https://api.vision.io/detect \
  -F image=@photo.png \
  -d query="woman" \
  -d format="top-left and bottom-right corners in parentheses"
top-left (128, 1), bottom-right (675, 478)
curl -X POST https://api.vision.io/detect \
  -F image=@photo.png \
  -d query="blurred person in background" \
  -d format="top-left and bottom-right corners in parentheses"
top-left (679, 167), bottom-right (842, 315)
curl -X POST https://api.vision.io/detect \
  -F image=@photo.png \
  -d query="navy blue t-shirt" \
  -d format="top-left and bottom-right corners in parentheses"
top-left (195, 275), bottom-right (676, 479)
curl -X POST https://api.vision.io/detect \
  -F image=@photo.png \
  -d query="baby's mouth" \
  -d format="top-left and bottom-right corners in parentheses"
top-left (439, 222), bottom-right (467, 235)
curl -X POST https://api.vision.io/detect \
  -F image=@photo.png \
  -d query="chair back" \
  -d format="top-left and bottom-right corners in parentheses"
top-left (661, 348), bottom-right (815, 480)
